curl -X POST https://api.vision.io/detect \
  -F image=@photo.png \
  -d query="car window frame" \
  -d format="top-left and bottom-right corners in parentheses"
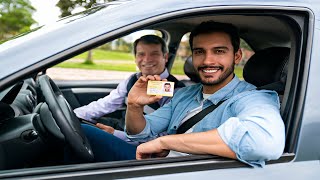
top-left (0, 5), bottom-right (313, 179)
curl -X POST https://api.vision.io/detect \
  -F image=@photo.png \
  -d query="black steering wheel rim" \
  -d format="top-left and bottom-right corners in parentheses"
top-left (38, 75), bottom-right (94, 162)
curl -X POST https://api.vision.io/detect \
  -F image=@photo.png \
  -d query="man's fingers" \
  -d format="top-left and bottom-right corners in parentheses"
top-left (136, 146), bottom-right (150, 160)
top-left (136, 144), bottom-right (151, 160)
top-left (96, 123), bottom-right (109, 129)
top-left (154, 75), bottom-right (161, 81)
top-left (136, 149), bottom-right (168, 160)
top-left (144, 75), bottom-right (162, 81)
top-left (154, 95), bottom-right (163, 101)
top-left (96, 123), bottom-right (115, 134)
top-left (136, 152), bottom-right (151, 160)
top-left (139, 75), bottom-right (167, 83)
top-left (154, 150), bottom-right (170, 158)
top-left (146, 75), bottom-right (159, 81)
top-left (96, 123), bottom-right (104, 128)
top-left (137, 76), bottom-right (148, 83)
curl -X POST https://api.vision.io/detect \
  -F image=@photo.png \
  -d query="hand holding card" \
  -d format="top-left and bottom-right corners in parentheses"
top-left (147, 81), bottom-right (174, 97)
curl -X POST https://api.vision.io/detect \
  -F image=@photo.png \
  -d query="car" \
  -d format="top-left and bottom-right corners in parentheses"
top-left (0, 0), bottom-right (320, 179)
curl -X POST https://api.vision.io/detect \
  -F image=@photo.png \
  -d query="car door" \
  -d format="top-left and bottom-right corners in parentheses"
top-left (44, 66), bottom-right (128, 121)
top-left (53, 78), bottom-right (120, 110)
top-left (1, 0), bottom-right (319, 179)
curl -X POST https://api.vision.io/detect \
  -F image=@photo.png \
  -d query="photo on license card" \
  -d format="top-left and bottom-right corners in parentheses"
top-left (147, 81), bottom-right (174, 97)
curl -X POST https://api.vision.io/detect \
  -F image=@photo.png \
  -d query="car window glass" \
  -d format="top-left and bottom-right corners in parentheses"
top-left (171, 33), bottom-right (254, 81)
top-left (47, 30), bottom-right (162, 81)
top-left (171, 33), bottom-right (191, 80)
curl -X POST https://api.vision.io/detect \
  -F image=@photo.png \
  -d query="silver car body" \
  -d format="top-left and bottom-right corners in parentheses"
top-left (0, 0), bottom-right (320, 179)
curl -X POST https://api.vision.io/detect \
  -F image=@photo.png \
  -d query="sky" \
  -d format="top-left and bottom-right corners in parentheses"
top-left (30, 0), bottom-right (60, 27)
top-left (28, 0), bottom-right (157, 42)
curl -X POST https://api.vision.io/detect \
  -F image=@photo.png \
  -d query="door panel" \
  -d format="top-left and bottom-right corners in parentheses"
top-left (54, 80), bottom-right (121, 109)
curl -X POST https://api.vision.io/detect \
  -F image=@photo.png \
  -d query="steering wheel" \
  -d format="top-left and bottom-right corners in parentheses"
top-left (38, 75), bottom-right (94, 162)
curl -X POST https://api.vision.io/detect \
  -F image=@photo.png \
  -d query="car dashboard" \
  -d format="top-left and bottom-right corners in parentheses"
top-left (0, 78), bottom-right (64, 170)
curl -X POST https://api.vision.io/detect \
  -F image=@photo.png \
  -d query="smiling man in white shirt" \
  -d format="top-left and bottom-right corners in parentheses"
top-left (74, 35), bottom-right (184, 139)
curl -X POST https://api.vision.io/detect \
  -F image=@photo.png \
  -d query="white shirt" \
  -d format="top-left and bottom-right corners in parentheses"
top-left (168, 93), bottom-right (210, 156)
top-left (74, 69), bottom-right (170, 120)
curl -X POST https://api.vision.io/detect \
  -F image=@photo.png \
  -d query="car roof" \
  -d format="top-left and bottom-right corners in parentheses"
top-left (0, 0), bottom-right (318, 85)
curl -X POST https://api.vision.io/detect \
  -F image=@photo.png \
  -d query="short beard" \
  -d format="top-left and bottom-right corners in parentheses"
top-left (200, 63), bottom-right (235, 86)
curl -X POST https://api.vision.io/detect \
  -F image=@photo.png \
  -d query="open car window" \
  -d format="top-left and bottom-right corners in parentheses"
top-left (0, 1), bottom-right (314, 179)
top-left (47, 30), bottom-right (163, 81)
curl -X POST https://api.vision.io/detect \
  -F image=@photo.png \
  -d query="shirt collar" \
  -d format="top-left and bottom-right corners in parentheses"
top-left (136, 68), bottom-right (169, 79)
top-left (195, 75), bottom-right (241, 104)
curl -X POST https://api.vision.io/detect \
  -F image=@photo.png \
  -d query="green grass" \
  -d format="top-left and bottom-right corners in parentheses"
top-left (56, 49), bottom-right (136, 71)
top-left (57, 62), bottom-right (137, 72)
top-left (75, 49), bottom-right (134, 61)
top-left (171, 59), bottom-right (185, 75)
top-left (234, 66), bottom-right (243, 79)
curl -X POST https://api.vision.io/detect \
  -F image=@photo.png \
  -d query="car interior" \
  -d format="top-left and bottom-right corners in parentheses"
top-left (0, 9), bottom-right (306, 172)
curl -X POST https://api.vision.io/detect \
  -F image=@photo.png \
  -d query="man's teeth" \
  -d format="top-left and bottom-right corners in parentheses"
top-left (203, 69), bottom-right (218, 73)
top-left (144, 65), bottom-right (154, 67)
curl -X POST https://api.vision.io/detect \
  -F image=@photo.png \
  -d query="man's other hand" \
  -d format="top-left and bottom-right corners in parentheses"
top-left (96, 123), bottom-right (115, 134)
top-left (136, 138), bottom-right (169, 159)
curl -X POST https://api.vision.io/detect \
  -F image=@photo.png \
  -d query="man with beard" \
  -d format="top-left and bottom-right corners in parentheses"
top-left (79, 21), bottom-right (285, 167)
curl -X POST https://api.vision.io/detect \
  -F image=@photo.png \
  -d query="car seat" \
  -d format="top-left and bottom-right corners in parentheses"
top-left (243, 47), bottom-right (290, 96)
top-left (181, 56), bottom-right (201, 86)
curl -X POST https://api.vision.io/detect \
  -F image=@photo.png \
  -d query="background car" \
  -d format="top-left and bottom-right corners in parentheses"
top-left (0, 0), bottom-right (320, 179)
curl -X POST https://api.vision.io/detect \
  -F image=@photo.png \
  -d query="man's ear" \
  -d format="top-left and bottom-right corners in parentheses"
top-left (164, 53), bottom-right (169, 63)
top-left (234, 49), bottom-right (242, 65)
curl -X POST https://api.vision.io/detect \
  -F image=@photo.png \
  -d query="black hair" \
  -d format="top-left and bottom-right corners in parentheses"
top-left (189, 21), bottom-right (240, 52)
top-left (133, 35), bottom-right (168, 55)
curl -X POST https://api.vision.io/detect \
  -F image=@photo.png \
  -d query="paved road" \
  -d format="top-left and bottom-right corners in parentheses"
top-left (47, 67), bottom-right (188, 81)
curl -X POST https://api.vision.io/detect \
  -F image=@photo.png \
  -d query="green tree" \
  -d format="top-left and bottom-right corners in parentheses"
top-left (56, 0), bottom-right (116, 18)
top-left (56, 0), bottom-right (116, 64)
top-left (240, 39), bottom-right (252, 51)
top-left (0, 0), bottom-right (36, 41)
top-left (115, 38), bottom-right (132, 53)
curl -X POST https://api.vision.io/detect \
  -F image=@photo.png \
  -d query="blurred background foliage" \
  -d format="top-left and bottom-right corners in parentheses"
top-left (0, 0), bottom-right (36, 41)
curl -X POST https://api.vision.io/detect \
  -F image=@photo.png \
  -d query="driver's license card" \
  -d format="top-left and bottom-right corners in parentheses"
top-left (147, 81), bottom-right (174, 97)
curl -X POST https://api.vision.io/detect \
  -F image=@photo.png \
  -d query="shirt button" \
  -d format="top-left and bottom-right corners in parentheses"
top-left (174, 126), bottom-right (177, 129)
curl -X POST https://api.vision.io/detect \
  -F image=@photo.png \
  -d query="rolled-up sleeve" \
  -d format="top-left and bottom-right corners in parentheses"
top-left (126, 119), bottom-right (153, 142)
top-left (217, 91), bottom-right (285, 167)
top-left (126, 101), bottom-right (174, 142)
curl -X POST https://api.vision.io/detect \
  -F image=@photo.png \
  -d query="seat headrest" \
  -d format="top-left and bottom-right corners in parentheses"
top-left (183, 56), bottom-right (201, 83)
top-left (243, 47), bottom-right (290, 88)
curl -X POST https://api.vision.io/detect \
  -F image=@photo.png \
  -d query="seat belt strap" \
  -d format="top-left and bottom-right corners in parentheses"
top-left (176, 100), bottom-right (225, 134)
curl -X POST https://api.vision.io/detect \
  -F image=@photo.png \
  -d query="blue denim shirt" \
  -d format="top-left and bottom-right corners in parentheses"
top-left (127, 76), bottom-right (285, 167)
